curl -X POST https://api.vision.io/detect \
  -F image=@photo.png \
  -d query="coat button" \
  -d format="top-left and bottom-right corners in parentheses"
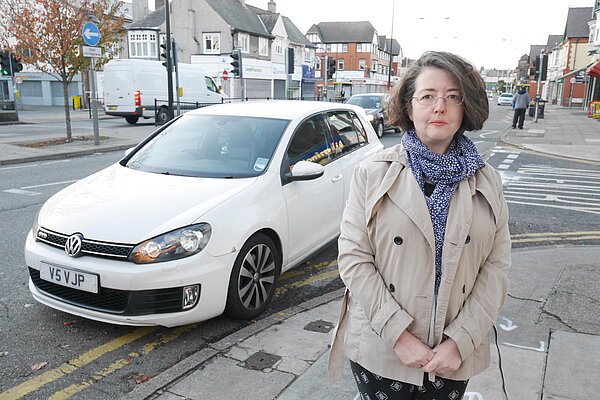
top-left (465, 235), bottom-right (471, 244)
top-left (389, 283), bottom-right (396, 292)
top-left (393, 236), bottom-right (403, 245)
top-left (462, 285), bottom-right (466, 294)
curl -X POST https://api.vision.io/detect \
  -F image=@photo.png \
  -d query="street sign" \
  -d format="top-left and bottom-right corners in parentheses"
top-left (82, 22), bottom-right (100, 46)
top-left (223, 70), bottom-right (228, 81)
top-left (570, 77), bottom-right (576, 84)
top-left (82, 46), bottom-right (102, 58)
top-left (14, 76), bottom-right (23, 84)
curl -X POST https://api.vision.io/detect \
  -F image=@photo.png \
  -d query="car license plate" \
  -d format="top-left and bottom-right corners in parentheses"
top-left (39, 263), bottom-right (99, 293)
top-left (107, 106), bottom-right (117, 111)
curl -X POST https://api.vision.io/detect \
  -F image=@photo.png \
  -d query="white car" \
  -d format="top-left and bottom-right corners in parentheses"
top-left (497, 93), bottom-right (513, 106)
top-left (24, 101), bottom-right (384, 327)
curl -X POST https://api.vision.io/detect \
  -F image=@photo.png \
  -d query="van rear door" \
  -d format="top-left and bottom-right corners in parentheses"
top-left (103, 61), bottom-right (135, 113)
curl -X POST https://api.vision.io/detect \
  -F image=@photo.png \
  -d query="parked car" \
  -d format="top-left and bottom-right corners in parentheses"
top-left (345, 93), bottom-right (399, 137)
top-left (24, 101), bottom-right (384, 327)
top-left (497, 93), bottom-right (513, 106)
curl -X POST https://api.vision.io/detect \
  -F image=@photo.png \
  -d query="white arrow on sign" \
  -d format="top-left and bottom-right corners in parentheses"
top-left (83, 29), bottom-right (99, 41)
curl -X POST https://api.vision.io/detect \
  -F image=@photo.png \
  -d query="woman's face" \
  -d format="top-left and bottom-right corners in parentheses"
top-left (408, 68), bottom-right (464, 154)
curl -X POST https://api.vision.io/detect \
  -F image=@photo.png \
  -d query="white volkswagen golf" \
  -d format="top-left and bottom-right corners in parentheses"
top-left (24, 101), bottom-right (383, 327)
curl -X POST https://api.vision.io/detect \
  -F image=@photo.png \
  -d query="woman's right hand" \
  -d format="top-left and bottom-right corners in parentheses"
top-left (393, 330), bottom-right (435, 368)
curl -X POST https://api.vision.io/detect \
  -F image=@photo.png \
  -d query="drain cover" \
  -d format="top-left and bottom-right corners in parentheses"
top-left (304, 319), bottom-right (335, 333)
top-left (244, 351), bottom-right (281, 370)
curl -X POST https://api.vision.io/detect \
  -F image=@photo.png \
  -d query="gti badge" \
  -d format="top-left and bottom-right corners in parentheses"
top-left (65, 234), bottom-right (84, 257)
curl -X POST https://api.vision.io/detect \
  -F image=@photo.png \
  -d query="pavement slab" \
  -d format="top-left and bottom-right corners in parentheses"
top-left (543, 331), bottom-right (600, 400)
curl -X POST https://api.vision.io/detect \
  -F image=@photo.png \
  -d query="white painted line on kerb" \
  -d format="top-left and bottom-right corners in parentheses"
top-left (503, 159), bottom-right (515, 164)
top-left (585, 139), bottom-right (600, 143)
top-left (527, 129), bottom-right (545, 134)
top-left (506, 154), bottom-right (519, 159)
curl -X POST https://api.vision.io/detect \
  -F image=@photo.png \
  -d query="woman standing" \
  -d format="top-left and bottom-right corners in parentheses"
top-left (329, 51), bottom-right (511, 399)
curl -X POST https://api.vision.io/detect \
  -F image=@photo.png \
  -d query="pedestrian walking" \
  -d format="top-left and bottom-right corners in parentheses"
top-left (512, 86), bottom-right (531, 129)
top-left (328, 51), bottom-right (511, 400)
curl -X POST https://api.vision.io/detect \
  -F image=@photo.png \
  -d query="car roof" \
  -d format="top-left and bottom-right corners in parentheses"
top-left (349, 93), bottom-right (386, 97)
top-left (186, 100), bottom-right (366, 120)
top-left (500, 93), bottom-right (513, 96)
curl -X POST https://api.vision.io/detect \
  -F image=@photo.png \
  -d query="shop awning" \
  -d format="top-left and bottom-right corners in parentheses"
top-left (587, 60), bottom-right (600, 77)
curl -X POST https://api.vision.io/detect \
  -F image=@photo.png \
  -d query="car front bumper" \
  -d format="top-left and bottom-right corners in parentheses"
top-left (24, 230), bottom-right (237, 327)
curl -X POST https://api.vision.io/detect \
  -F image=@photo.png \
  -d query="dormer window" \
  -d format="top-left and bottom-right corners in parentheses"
top-left (203, 33), bottom-right (220, 54)
top-left (129, 31), bottom-right (157, 58)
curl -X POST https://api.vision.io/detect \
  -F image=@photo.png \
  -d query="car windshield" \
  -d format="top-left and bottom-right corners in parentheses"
top-left (125, 114), bottom-right (289, 178)
top-left (346, 96), bottom-right (382, 109)
top-left (501, 94), bottom-right (512, 98)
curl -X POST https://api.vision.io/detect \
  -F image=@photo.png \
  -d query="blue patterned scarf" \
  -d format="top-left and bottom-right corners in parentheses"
top-left (402, 130), bottom-right (485, 294)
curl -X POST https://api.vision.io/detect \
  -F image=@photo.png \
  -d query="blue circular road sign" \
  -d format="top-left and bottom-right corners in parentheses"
top-left (82, 22), bottom-right (100, 46)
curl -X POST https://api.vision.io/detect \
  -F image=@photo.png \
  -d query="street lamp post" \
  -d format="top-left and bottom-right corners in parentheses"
top-left (387, 0), bottom-right (395, 90)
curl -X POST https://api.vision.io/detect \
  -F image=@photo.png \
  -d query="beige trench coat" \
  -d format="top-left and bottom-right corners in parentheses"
top-left (328, 144), bottom-right (511, 386)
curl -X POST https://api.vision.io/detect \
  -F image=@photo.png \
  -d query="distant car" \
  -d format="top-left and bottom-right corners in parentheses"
top-left (24, 101), bottom-right (384, 327)
top-left (345, 93), bottom-right (399, 137)
top-left (497, 93), bottom-right (513, 106)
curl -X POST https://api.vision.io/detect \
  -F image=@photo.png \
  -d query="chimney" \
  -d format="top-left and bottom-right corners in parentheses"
top-left (239, 0), bottom-right (245, 5)
top-left (132, 0), bottom-right (149, 21)
top-left (268, 0), bottom-right (276, 13)
top-left (155, 0), bottom-right (165, 9)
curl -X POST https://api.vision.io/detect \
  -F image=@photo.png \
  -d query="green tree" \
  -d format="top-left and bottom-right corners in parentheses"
top-left (0, 0), bottom-right (126, 140)
top-left (497, 80), bottom-right (506, 93)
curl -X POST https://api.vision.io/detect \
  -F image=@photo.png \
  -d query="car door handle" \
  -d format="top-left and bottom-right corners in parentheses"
top-left (331, 174), bottom-right (343, 183)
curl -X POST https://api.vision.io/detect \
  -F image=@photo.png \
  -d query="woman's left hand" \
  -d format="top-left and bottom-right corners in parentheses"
top-left (421, 338), bottom-right (462, 375)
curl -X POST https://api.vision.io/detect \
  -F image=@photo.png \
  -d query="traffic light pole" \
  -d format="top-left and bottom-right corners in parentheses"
top-left (324, 56), bottom-right (328, 102)
top-left (164, 2), bottom-right (174, 120)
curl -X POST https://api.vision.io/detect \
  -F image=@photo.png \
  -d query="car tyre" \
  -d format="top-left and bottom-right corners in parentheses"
top-left (375, 120), bottom-right (384, 138)
top-left (225, 233), bottom-right (281, 320)
top-left (125, 116), bottom-right (139, 125)
top-left (156, 107), bottom-right (170, 125)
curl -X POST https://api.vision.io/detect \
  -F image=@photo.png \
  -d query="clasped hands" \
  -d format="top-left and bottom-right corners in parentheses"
top-left (393, 330), bottom-right (461, 375)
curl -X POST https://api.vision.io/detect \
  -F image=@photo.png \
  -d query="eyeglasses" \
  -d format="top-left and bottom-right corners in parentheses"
top-left (412, 94), bottom-right (464, 106)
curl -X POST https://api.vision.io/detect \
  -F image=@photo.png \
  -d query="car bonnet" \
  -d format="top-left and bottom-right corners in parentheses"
top-left (37, 164), bottom-right (257, 244)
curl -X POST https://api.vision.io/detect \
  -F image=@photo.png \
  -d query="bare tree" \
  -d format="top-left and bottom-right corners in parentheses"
top-left (0, 0), bottom-right (126, 140)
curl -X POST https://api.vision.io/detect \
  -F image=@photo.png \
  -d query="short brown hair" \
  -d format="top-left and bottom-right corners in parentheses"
top-left (387, 51), bottom-right (489, 134)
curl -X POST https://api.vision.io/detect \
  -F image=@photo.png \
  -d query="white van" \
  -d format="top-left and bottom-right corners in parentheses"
top-left (103, 59), bottom-right (224, 124)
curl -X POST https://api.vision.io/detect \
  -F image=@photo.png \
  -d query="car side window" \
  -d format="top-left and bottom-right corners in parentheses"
top-left (326, 111), bottom-right (367, 157)
top-left (287, 114), bottom-right (333, 170)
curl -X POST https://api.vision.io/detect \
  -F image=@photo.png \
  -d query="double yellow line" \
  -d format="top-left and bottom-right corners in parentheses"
top-left (511, 231), bottom-right (600, 244)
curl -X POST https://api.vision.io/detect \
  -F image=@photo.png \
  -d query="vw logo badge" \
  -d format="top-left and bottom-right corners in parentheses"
top-left (65, 234), bottom-right (83, 257)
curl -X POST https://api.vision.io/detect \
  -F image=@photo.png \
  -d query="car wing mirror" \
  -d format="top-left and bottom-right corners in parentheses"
top-left (283, 161), bottom-right (325, 183)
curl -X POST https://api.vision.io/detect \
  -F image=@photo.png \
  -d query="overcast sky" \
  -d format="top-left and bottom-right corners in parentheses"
top-left (140, 0), bottom-right (596, 70)
top-left (243, 0), bottom-right (595, 70)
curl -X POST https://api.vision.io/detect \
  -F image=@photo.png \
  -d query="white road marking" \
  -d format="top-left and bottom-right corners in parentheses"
top-left (499, 317), bottom-right (518, 331)
top-left (497, 164), bottom-right (510, 169)
top-left (3, 188), bottom-right (41, 196)
top-left (527, 129), bottom-right (545, 134)
top-left (506, 154), bottom-right (519, 159)
top-left (21, 179), bottom-right (78, 189)
top-left (503, 341), bottom-right (546, 352)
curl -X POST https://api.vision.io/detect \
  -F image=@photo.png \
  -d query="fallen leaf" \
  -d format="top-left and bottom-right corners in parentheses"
top-left (63, 322), bottom-right (73, 326)
top-left (129, 373), bottom-right (155, 384)
top-left (31, 362), bottom-right (48, 371)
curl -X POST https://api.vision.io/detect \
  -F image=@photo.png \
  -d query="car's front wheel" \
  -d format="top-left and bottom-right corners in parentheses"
top-left (375, 120), bottom-right (384, 138)
top-left (225, 234), bottom-right (281, 320)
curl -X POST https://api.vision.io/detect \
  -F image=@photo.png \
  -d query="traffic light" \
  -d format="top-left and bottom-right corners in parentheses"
top-left (327, 57), bottom-right (336, 79)
top-left (10, 54), bottom-right (23, 74)
top-left (287, 48), bottom-right (294, 74)
top-left (540, 54), bottom-right (548, 82)
top-left (160, 42), bottom-right (168, 68)
top-left (533, 55), bottom-right (540, 81)
top-left (0, 52), bottom-right (10, 76)
top-left (230, 49), bottom-right (242, 78)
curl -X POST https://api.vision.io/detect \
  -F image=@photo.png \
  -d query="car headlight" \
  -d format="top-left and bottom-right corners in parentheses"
top-left (129, 223), bottom-right (211, 264)
top-left (366, 114), bottom-right (375, 121)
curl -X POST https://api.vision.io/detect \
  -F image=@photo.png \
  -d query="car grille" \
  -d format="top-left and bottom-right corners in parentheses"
top-left (36, 227), bottom-right (134, 260)
top-left (29, 267), bottom-right (194, 315)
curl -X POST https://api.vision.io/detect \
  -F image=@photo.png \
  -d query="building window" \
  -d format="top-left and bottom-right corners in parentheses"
top-left (304, 47), bottom-right (312, 62)
top-left (372, 60), bottom-right (377, 73)
top-left (239, 33), bottom-right (250, 53)
top-left (275, 36), bottom-right (284, 55)
top-left (338, 58), bottom-right (344, 70)
top-left (129, 31), bottom-right (157, 58)
top-left (359, 58), bottom-right (366, 70)
top-left (342, 44), bottom-right (348, 52)
top-left (357, 43), bottom-right (362, 52)
top-left (203, 33), bottom-right (220, 54)
top-left (326, 44), bottom-right (331, 52)
top-left (259, 37), bottom-right (269, 56)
